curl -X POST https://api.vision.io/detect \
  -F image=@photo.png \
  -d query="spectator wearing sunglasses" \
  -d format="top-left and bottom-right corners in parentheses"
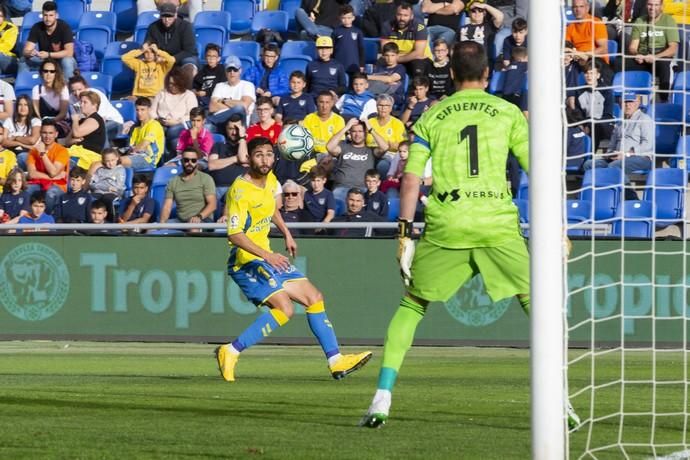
top-left (276, 179), bottom-right (309, 235)
top-left (456, 0), bottom-right (504, 58)
top-left (159, 146), bottom-right (217, 232)
top-left (207, 56), bottom-right (256, 133)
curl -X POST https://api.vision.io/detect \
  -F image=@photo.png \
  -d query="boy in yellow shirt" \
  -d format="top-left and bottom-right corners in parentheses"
top-left (122, 42), bottom-right (175, 98)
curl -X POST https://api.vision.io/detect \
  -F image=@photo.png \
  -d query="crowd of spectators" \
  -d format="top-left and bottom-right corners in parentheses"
top-left (4, 0), bottom-right (676, 235)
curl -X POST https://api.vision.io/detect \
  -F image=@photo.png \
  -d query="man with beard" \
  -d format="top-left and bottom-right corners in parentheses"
top-left (19, 1), bottom-right (77, 77)
top-left (380, 3), bottom-right (433, 77)
top-left (159, 147), bottom-right (217, 231)
top-left (214, 136), bottom-right (372, 382)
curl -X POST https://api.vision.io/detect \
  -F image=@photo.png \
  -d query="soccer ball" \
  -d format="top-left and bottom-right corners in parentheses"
top-left (277, 124), bottom-right (314, 162)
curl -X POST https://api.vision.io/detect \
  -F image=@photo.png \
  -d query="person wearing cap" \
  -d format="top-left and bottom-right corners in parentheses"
top-left (138, 0), bottom-right (203, 23)
top-left (306, 36), bottom-right (347, 98)
top-left (583, 92), bottom-right (654, 174)
top-left (206, 56), bottom-right (256, 132)
top-left (296, 0), bottom-right (350, 39)
top-left (144, 2), bottom-right (198, 75)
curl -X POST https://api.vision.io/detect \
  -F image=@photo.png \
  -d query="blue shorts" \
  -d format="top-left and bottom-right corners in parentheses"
top-left (228, 259), bottom-right (307, 306)
top-left (128, 154), bottom-right (153, 170)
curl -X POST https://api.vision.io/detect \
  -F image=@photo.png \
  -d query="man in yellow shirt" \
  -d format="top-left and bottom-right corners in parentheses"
top-left (214, 136), bottom-right (372, 382)
top-left (89, 97), bottom-right (164, 176)
top-left (381, 3), bottom-right (433, 77)
top-left (302, 91), bottom-right (345, 155)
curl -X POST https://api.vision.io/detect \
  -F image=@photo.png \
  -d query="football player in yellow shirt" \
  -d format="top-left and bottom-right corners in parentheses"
top-left (215, 136), bottom-right (372, 382)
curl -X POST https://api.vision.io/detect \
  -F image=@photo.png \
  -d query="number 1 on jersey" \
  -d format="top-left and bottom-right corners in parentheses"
top-left (460, 125), bottom-right (479, 177)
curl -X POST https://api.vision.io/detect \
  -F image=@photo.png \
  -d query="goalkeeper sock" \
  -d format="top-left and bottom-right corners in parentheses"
top-left (377, 296), bottom-right (426, 391)
top-left (305, 300), bottom-right (341, 363)
top-left (518, 295), bottom-right (530, 316)
top-left (231, 309), bottom-right (290, 353)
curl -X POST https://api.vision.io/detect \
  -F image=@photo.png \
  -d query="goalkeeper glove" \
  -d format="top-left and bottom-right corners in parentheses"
top-left (397, 219), bottom-right (415, 287)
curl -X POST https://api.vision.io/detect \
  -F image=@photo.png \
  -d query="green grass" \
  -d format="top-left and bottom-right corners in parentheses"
top-left (0, 343), bottom-right (686, 459)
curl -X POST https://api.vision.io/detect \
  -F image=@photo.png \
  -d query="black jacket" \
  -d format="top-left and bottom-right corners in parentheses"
top-left (300, 0), bottom-right (349, 28)
top-left (144, 18), bottom-right (197, 64)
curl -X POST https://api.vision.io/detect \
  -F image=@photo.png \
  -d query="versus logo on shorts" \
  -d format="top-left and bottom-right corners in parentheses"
top-left (0, 243), bottom-right (70, 321)
top-left (444, 275), bottom-right (511, 326)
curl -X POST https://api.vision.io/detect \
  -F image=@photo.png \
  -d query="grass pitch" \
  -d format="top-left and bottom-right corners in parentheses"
top-left (0, 343), bottom-right (686, 459)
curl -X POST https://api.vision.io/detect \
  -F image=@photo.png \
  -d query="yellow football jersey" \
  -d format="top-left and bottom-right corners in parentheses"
top-left (302, 112), bottom-right (345, 153)
top-left (226, 172), bottom-right (279, 269)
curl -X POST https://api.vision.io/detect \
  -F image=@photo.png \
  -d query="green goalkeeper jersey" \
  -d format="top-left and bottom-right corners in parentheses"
top-left (406, 88), bottom-right (529, 249)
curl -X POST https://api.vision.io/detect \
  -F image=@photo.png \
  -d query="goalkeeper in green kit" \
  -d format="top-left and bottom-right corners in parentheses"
top-left (360, 41), bottom-right (580, 429)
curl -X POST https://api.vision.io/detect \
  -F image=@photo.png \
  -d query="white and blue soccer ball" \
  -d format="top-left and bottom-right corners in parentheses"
top-left (277, 124), bottom-right (314, 162)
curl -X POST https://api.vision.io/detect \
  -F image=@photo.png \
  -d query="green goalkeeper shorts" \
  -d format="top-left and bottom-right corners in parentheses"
top-left (408, 236), bottom-right (530, 303)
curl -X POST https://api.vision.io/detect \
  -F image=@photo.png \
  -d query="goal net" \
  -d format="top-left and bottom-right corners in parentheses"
top-left (559, 1), bottom-right (690, 458)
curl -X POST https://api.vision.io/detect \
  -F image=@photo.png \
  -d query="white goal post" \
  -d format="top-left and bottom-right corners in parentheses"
top-left (529, 0), bottom-right (567, 458)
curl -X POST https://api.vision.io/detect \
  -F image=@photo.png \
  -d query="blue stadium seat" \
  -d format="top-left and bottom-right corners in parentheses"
top-left (212, 133), bottom-right (225, 144)
top-left (101, 42), bottom-right (139, 96)
top-left (119, 167), bottom-right (134, 200)
top-left (15, 71), bottom-right (41, 98)
top-left (643, 167), bottom-right (686, 226)
top-left (150, 166), bottom-right (180, 219)
top-left (566, 199), bottom-right (592, 236)
top-left (580, 167), bottom-right (623, 221)
top-left (279, 0), bottom-right (301, 32)
top-left (222, 0), bottom-right (255, 36)
top-left (277, 55), bottom-right (312, 77)
top-left (223, 41), bottom-right (260, 65)
top-left (134, 12), bottom-right (160, 44)
top-left (363, 38), bottom-right (380, 65)
top-left (387, 197), bottom-right (400, 221)
top-left (671, 135), bottom-right (690, 170)
top-left (194, 11), bottom-right (232, 40)
top-left (513, 198), bottom-right (528, 223)
top-left (251, 11), bottom-right (289, 35)
top-left (57, 0), bottom-right (87, 31)
top-left (281, 41), bottom-right (317, 59)
top-left (489, 71), bottom-right (505, 94)
top-left (516, 170), bottom-right (528, 200)
top-left (611, 200), bottom-right (653, 238)
top-left (195, 27), bottom-right (226, 54)
top-left (335, 198), bottom-right (346, 216)
top-left (513, 198), bottom-right (528, 236)
top-left (110, 0), bottom-right (137, 35)
top-left (566, 132), bottom-right (592, 173)
top-left (607, 39), bottom-right (618, 66)
top-left (77, 12), bottom-right (117, 62)
top-left (80, 72), bottom-right (113, 98)
top-left (612, 70), bottom-right (653, 96)
top-left (672, 71), bottom-right (690, 108)
top-left (649, 103), bottom-right (683, 156)
top-left (20, 12), bottom-right (43, 45)
top-left (78, 11), bottom-right (117, 34)
top-left (113, 99), bottom-right (136, 123)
